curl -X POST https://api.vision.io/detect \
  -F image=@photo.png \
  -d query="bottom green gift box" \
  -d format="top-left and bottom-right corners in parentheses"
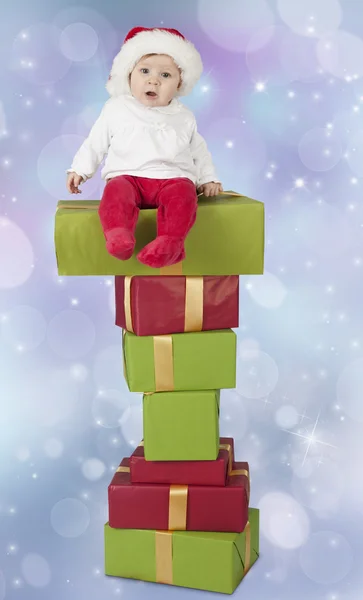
top-left (104, 508), bottom-right (259, 594)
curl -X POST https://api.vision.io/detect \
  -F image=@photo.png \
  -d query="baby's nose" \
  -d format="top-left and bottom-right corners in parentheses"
top-left (148, 75), bottom-right (160, 84)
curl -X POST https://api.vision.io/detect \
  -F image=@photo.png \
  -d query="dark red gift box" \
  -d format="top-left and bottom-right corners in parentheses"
top-left (129, 437), bottom-right (235, 486)
top-left (108, 457), bottom-right (250, 533)
top-left (115, 275), bottom-right (239, 336)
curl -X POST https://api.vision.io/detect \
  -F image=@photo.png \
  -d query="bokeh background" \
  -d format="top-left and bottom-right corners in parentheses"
top-left (1, 0), bottom-right (363, 598)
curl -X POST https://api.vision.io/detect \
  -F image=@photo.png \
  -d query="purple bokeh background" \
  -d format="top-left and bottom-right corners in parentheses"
top-left (1, 1), bottom-right (363, 599)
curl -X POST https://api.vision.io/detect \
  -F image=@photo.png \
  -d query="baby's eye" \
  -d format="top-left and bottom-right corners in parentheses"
top-left (161, 72), bottom-right (171, 78)
top-left (140, 68), bottom-right (149, 74)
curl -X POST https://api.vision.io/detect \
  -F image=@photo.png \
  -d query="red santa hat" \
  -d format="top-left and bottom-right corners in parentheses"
top-left (106, 26), bottom-right (203, 97)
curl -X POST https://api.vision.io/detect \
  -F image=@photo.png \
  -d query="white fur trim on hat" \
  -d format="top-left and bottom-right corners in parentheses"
top-left (106, 28), bottom-right (203, 97)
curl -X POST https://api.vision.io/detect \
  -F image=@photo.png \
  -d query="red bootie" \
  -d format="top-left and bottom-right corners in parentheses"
top-left (137, 235), bottom-right (185, 268)
top-left (105, 227), bottom-right (135, 260)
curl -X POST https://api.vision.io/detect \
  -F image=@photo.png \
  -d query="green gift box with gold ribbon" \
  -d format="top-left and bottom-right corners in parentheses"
top-left (143, 389), bottom-right (220, 461)
top-left (104, 508), bottom-right (259, 594)
top-left (122, 329), bottom-right (236, 393)
top-left (54, 192), bottom-right (264, 276)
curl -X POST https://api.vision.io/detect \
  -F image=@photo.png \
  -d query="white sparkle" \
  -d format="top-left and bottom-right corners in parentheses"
top-left (71, 298), bottom-right (79, 306)
top-left (294, 178), bottom-right (306, 189)
top-left (225, 140), bottom-right (234, 149)
top-left (7, 543), bottom-right (18, 555)
top-left (287, 90), bottom-right (295, 98)
top-left (282, 412), bottom-right (337, 466)
top-left (351, 177), bottom-right (358, 185)
top-left (201, 85), bottom-right (210, 93)
top-left (353, 257), bottom-right (362, 266)
top-left (353, 105), bottom-right (360, 113)
top-left (265, 171), bottom-right (273, 179)
top-left (255, 81), bottom-right (266, 92)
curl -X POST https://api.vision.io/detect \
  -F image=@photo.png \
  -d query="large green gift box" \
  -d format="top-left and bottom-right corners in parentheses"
top-left (143, 390), bottom-right (220, 461)
top-left (55, 193), bottom-right (264, 276)
top-left (123, 329), bottom-right (236, 392)
top-left (104, 508), bottom-right (259, 594)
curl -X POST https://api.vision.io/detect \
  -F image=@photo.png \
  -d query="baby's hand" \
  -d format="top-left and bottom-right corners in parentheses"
top-left (197, 182), bottom-right (223, 197)
top-left (67, 172), bottom-right (83, 194)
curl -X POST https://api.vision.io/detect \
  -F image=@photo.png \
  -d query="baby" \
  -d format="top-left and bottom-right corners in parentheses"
top-left (67, 27), bottom-right (222, 268)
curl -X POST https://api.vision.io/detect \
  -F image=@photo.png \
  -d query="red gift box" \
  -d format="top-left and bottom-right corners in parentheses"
top-left (129, 437), bottom-right (235, 486)
top-left (115, 275), bottom-right (239, 336)
top-left (108, 457), bottom-right (250, 533)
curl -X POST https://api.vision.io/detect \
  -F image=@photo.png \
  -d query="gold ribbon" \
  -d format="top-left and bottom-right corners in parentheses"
top-left (122, 329), bottom-right (127, 381)
top-left (184, 277), bottom-right (203, 332)
top-left (160, 262), bottom-right (183, 275)
top-left (124, 276), bottom-right (134, 333)
top-left (56, 202), bottom-right (94, 211)
top-left (155, 531), bottom-right (173, 584)
top-left (153, 335), bottom-right (174, 391)
top-left (154, 520), bottom-right (251, 584)
top-left (197, 190), bottom-right (241, 198)
top-left (219, 443), bottom-right (233, 475)
top-left (123, 275), bottom-right (203, 334)
top-left (116, 466), bottom-right (130, 473)
top-left (244, 521), bottom-right (251, 574)
top-left (230, 468), bottom-right (250, 503)
top-left (168, 485), bottom-right (188, 531)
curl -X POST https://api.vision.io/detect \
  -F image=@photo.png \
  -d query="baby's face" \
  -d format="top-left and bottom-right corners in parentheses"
top-left (130, 54), bottom-right (181, 107)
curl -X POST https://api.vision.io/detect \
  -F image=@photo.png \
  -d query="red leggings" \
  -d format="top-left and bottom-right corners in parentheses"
top-left (98, 175), bottom-right (198, 240)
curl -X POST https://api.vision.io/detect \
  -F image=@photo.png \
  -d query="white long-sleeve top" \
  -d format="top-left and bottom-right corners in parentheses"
top-left (67, 94), bottom-right (220, 186)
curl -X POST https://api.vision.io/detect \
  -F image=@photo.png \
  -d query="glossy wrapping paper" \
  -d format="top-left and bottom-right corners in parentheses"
top-left (143, 389), bottom-right (220, 461)
top-left (115, 275), bottom-right (239, 336)
top-left (54, 193), bottom-right (264, 276)
top-left (122, 329), bottom-right (237, 392)
top-left (108, 457), bottom-right (250, 533)
top-left (104, 508), bottom-right (259, 594)
top-left (129, 437), bottom-right (235, 486)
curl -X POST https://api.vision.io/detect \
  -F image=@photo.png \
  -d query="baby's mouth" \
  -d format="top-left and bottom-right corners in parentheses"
top-left (146, 91), bottom-right (158, 97)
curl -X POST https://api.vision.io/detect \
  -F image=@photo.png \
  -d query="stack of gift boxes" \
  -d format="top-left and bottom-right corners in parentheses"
top-left (54, 191), bottom-right (264, 595)
top-left (104, 275), bottom-right (259, 594)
